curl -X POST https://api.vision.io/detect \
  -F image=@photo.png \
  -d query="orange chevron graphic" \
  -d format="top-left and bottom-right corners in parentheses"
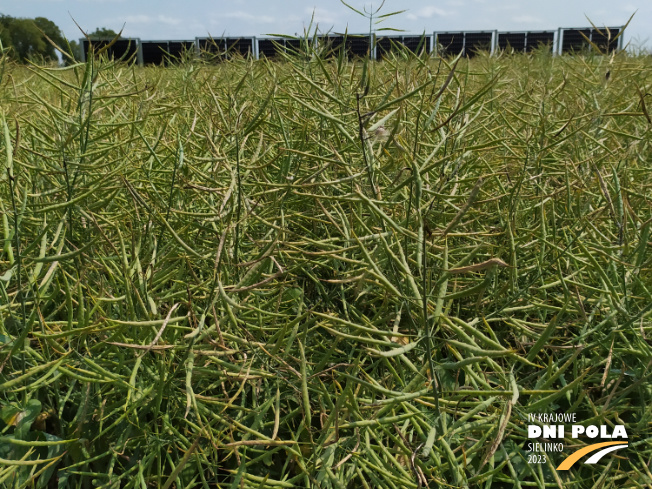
top-left (556, 441), bottom-right (627, 470)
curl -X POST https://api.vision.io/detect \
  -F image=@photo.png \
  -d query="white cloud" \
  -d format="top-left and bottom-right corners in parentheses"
top-left (222, 11), bottom-right (276, 24)
top-left (124, 14), bottom-right (150, 23)
top-left (122, 14), bottom-right (181, 26)
top-left (406, 5), bottom-right (453, 21)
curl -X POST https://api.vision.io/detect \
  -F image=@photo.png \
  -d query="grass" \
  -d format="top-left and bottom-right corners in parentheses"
top-left (0, 42), bottom-right (651, 488)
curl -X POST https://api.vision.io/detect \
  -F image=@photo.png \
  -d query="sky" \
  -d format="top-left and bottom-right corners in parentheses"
top-left (2, 1), bottom-right (649, 50)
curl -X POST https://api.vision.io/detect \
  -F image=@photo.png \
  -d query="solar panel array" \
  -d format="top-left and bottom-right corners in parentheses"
top-left (376, 35), bottom-right (431, 58)
top-left (140, 40), bottom-right (195, 65)
top-left (435, 31), bottom-right (495, 57)
top-left (257, 38), bottom-right (313, 58)
top-left (498, 33), bottom-right (526, 52)
top-left (196, 37), bottom-right (255, 60)
top-left (559, 27), bottom-right (621, 53)
top-left (79, 26), bottom-right (625, 64)
top-left (320, 35), bottom-right (372, 59)
top-left (497, 31), bottom-right (555, 53)
top-left (80, 38), bottom-right (141, 63)
top-left (435, 32), bottom-right (464, 57)
top-left (258, 35), bottom-right (371, 59)
top-left (257, 38), bottom-right (282, 58)
top-left (527, 31), bottom-right (555, 51)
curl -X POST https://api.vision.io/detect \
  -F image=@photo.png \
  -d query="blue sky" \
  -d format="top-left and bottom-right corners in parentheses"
top-left (3, 1), bottom-right (649, 49)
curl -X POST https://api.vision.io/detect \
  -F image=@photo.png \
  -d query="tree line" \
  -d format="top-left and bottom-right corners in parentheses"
top-left (0, 14), bottom-right (119, 63)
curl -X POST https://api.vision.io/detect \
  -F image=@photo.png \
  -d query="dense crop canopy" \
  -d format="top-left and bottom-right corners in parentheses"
top-left (0, 47), bottom-right (651, 487)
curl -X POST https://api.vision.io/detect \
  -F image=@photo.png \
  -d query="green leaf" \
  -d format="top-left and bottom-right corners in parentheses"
top-left (340, 0), bottom-right (364, 16)
top-left (15, 400), bottom-right (41, 440)
top-left (377, 10), bottom-right (407, 18)
top-left (37, 433), bottom-right (66, 489)
top-left (0, 405), bottom-right (21, 427)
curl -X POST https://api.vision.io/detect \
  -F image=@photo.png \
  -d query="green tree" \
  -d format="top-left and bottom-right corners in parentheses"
top-left (8, 18), bottom-right (48, 62)
top-left (0, 15), bottom-right (12, 50)
top-left (0, 13), bottom-right (66, 63)
top-left (34, 16), bottom-right (66, 56)
top-left (65, 39), bottom-right (81, 65)
top-left (88, 27), bottom-right (121, 39)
